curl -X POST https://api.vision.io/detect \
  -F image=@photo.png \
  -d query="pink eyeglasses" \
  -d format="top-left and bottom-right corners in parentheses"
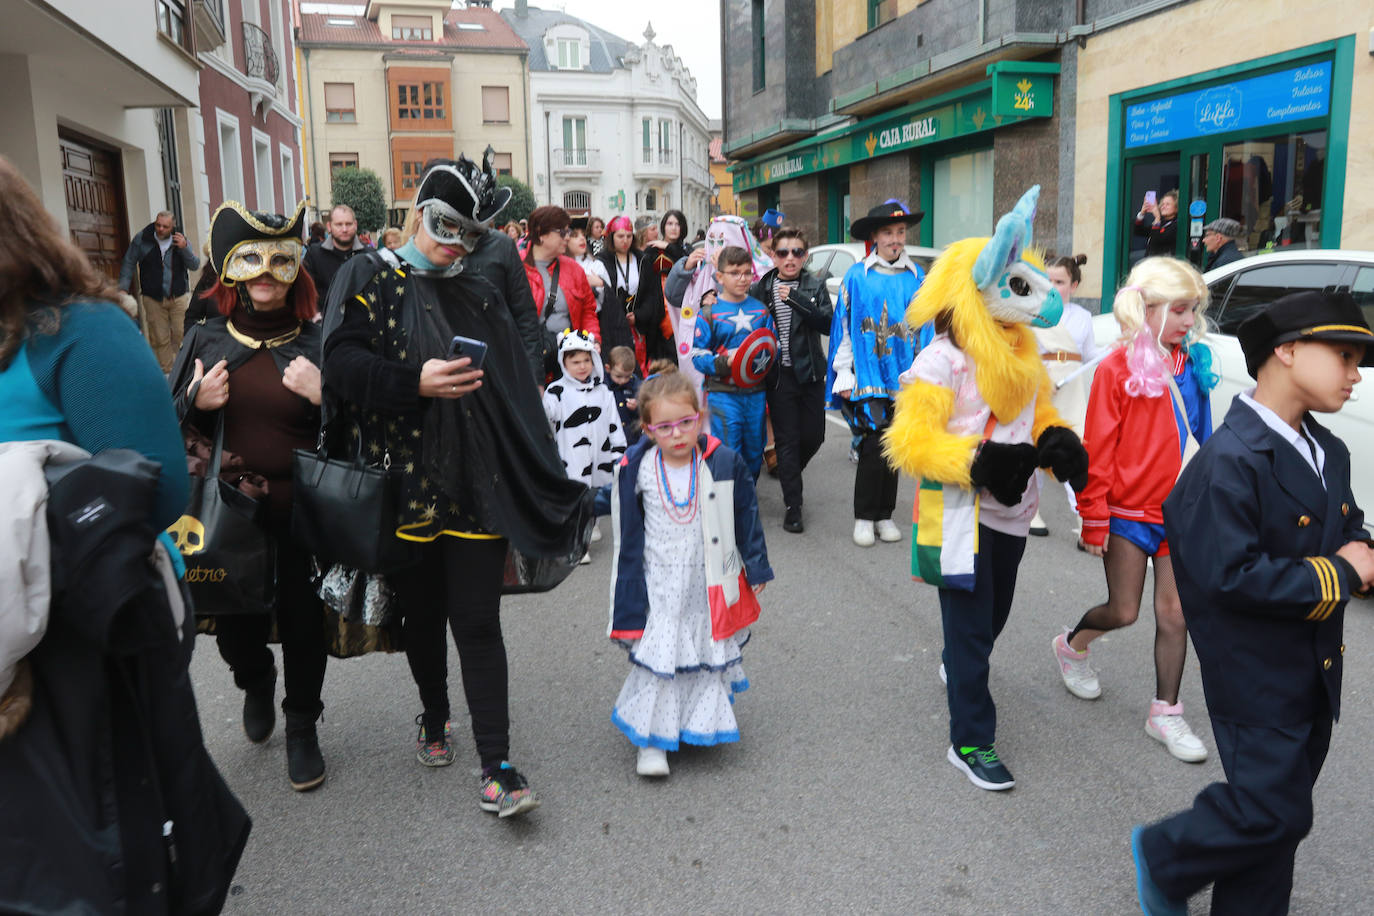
top-left (644, 413), bottom-right (700, 436)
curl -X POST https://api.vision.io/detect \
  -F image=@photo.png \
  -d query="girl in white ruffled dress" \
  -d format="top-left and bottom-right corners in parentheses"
top-left (601, 361), bottom-right (773, 777)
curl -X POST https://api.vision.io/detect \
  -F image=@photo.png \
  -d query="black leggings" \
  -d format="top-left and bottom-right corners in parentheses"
top-left (393, 536), bottom-right (510, 768)
top-left (214, 532), bottom-right (327, 720)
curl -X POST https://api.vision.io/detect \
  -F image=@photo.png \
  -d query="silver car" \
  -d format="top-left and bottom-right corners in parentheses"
top-left (1092, 249), bottom-right (1374, 530)
top-left (803, 242), bottom-right (943, 302)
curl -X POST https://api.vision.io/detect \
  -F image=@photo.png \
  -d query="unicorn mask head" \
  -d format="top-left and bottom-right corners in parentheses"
top-left (969, 186), bottom-right (1062, 329)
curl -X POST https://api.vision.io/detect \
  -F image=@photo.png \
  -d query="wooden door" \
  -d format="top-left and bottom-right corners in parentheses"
top-left (60, 132), bottom-right (128, 283)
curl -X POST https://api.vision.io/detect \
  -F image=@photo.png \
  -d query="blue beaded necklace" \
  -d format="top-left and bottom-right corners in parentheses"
top-left (656, 447), bottom-right (699, 523)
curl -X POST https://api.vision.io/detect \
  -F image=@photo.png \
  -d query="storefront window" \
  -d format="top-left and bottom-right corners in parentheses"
top-left (932, 148), bottom-right (992, 247)
top-left (1219, 130), bottom-right (1326, 252)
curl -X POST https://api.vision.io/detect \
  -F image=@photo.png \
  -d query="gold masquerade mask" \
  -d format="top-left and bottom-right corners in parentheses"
top-left (223, 239), bottom-right (303, 285)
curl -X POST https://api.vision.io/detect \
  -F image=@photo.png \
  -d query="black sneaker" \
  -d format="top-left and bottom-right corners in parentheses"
top-left (783, 506), bottom-right (804, 533)
top-left (947, 744), bottom-right (1015, 791)
top-left (479, 762), bottom-right (540, 818)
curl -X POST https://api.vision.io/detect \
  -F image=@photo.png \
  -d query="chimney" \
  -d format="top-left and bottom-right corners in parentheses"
top-left (516, 0), bottom-right (528, 17)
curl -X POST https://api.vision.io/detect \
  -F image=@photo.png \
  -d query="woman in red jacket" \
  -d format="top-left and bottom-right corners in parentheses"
top-left (523, 206), bottom-right (600, 379)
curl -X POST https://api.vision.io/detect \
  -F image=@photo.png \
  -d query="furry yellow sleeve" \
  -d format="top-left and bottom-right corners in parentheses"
top-left (882, 380), bottom-right (982, 486)
top-left (1030, 371), bottom-right (1070, 441)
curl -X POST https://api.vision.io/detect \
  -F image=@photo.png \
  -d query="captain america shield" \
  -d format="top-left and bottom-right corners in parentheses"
top-left (729, 327), bottom-right (778, 387)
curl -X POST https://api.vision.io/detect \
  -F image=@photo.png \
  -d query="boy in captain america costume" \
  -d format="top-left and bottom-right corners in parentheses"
top-left (690, 245), bottom-right (777, 478)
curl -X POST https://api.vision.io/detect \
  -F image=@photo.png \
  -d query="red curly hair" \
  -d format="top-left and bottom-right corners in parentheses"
top-left (203, 267), bottom-right (318, 322)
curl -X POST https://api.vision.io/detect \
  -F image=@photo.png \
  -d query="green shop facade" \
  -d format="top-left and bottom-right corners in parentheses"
top-left (730, 61), bottom-right (1061, 249)
top-left (1100, 35), bottom-right (1356, 301)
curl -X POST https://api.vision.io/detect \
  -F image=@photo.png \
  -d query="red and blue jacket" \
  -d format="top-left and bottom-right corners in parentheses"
top-left (1079, 345), bottom-right (1212, 546)
top-left (596, 433), bottom-right (773, 640)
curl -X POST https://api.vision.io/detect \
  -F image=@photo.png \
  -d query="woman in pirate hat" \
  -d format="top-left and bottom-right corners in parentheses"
top-left (168, 200), bottom-right (333, 792)
top-left (322, 151), bottom-right (595, 819)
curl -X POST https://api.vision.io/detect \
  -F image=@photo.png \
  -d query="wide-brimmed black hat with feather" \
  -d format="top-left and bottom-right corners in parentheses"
top-left (414, 149), bottom-right (511, 226)
top-left (208, 200), bottom-right (307, 276)
top-left (849, 200), bottom-right (925, 241)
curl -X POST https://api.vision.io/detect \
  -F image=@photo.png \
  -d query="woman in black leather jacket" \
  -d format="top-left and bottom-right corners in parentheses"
top-left (748, 226), bottom-right (833, 533)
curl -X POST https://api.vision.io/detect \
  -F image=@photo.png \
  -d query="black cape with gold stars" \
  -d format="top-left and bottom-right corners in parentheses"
top-left (322, 252), bottom-right (595, 561)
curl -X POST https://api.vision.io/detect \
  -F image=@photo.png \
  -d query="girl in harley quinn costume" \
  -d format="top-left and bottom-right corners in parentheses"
top-left (597, 362), bottom-right (773, 778)
top-left (1052, 257), bottom-right (1218, 764)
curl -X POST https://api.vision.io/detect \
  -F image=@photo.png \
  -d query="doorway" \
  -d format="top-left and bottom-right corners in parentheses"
top-left (60, 130), bottom-right (128, 283)
top-left (1124, 153), bottom-right (1181, 269)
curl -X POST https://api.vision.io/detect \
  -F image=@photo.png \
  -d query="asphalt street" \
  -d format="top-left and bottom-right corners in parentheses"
top-left (197, 417), bottom-right (1374, 915)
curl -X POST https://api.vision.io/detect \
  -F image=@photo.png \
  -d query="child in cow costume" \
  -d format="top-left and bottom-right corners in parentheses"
top-left (543, 328), bottom-right (627, 562)
top-left (884, 187), bottom-right (1089, 791)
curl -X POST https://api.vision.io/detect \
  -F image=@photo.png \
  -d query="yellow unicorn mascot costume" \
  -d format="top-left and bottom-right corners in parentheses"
top-left (883, 185), bottom-right (1089, 792)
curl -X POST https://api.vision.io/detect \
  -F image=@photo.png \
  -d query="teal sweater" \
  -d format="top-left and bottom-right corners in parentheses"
top-left (0, 301), bottom-right (188, 528)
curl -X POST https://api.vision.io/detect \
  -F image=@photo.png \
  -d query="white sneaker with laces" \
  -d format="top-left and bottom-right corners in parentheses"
top-left (1146, 700), bottom-right (1208, 762)
top-left (1052, 631), bottom-right (1101, 700)
top-left (636, 746), bottom-right (669, 777)
top-left (876, 519), bottom-right (902, 542)
top-left (852, 519), bottom-right (875, 547)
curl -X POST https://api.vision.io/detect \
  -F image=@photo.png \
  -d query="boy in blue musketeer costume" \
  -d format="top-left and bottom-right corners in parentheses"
top-left (827, 201), bottom-right (933, 547)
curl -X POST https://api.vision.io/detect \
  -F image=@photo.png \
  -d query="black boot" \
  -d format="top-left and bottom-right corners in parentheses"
top-left (285, 713), bottom-right (326, 792)
top-left (242, 667), bottom-right (277, 744)
top-left (783, 505), bottom-right (804, 533)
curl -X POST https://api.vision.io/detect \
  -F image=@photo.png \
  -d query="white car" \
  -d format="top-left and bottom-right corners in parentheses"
top-left (804, 242), bottom-right (943, 302)
top-left (1090, 249), bottom-right (1374, 530)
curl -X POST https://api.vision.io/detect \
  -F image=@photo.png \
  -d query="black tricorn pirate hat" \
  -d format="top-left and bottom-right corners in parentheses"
top-left (849, 200), bottom-right (925, 241)
top-left (208, 200), bottom-right (307, 277)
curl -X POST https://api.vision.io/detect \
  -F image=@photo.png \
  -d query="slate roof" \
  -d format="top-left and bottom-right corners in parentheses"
top-left (498, 4), bottom-right (631, 73)
top-left (298, 6), bottom-right (526, 52)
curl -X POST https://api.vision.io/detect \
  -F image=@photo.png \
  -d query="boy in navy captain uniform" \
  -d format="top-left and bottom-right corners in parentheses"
top-left (1131, 290), bottom-right (1374, 916)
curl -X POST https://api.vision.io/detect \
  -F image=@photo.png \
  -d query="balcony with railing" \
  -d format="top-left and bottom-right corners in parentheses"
top-left (684, 159), bottom-right (714, 191)
top-left (242, 21), bottom-right (279, 84)
top-left (241, 21), bottom-right (279, 114)
top-left (552, 147), bottom-right (599, 173)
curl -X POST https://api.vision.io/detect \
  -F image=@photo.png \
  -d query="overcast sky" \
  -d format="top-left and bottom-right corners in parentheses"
top-left (299, 1), bottom-right (723, 118)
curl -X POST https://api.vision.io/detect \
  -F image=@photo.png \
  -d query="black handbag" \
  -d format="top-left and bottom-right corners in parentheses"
top-left (166, 413), bottom-right (277, 616)
top-left (291, 421), bottom-right (411, 574)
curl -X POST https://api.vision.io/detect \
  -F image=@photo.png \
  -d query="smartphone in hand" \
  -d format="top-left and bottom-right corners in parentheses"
top-left (1144, 190), bottom-right (1157, 207)
top-left (447, 334), bottom-right (488, 370)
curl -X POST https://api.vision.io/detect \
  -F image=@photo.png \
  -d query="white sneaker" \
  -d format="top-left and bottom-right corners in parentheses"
top-left (1146, 700), bottom-right (1208, 762)
top-left (852, 519), bottom-right (875, 547)
top-left (1052, 631), bottom-right (1101, 700)
top-left (636, 746), bottom-right (669, 777)
top-left (590, 524), bottom-right (603, 543)
top-left (876, 519), bottom-right (902, 542)
top-left (578, 551), bottom-right (591, 565)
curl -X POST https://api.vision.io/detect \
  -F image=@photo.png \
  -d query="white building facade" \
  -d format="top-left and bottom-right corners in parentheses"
top-left (0, 0), bottom-right (211, 280)
top-left (502, 2), bottom-right (712, 233)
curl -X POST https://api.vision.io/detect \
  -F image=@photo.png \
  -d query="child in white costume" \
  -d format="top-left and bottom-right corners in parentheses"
top-left (543, 329), bottom-right (626, 561)
top-left (542, 328), bottom-right (627, 487)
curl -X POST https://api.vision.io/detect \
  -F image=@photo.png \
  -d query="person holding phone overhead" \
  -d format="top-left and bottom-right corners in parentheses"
top-left (1134, 189), bottom-right (1180, 258)
top-left (323, 152), bottom-right (595, 819)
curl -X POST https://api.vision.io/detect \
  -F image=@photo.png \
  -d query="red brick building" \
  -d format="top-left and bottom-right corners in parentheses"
top-left (197, 0), bottom-right (302, 223)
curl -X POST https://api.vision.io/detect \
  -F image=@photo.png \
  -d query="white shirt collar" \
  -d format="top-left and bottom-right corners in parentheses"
top-left (863, 249), bottom-right (918, 277)
top-left (1239, 388), bottom-right (1325, 483)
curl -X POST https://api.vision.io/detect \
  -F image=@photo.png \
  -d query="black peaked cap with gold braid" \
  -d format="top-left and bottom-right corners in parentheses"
top-left (208, 200), bottom-right (308, 278)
